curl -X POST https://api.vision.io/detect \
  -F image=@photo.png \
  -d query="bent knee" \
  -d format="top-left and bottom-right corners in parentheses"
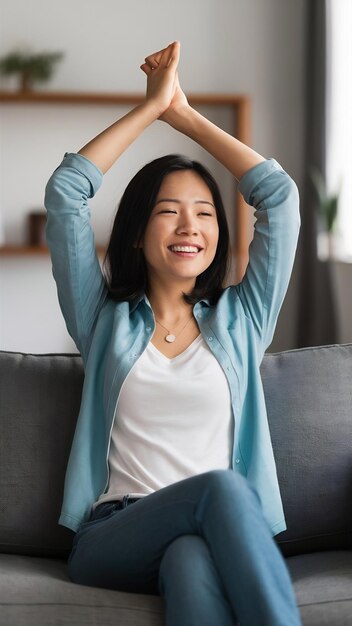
top-left (197, 469), bottom-right (261, 510)
top-left (202, 468), bottom-right (250, 494)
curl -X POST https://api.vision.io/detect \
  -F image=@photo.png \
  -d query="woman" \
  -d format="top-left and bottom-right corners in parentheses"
top-left (45, 42), bottom-right (302, 626)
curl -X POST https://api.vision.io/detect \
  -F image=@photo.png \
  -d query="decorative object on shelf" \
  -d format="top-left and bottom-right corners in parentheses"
top-left (310, 167), bottom-right (340, 260)
top-left (0, 50), bottom-right (64, 92)
top-left (28, 211), bottom-right (47, 246)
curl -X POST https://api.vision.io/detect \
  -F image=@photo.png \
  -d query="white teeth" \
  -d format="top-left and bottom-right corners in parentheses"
top-left (170, 245), bottom-right (199, 253)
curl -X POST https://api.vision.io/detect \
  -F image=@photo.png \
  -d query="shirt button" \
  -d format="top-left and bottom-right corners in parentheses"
top-left (227, 366), bottom-right (231, 371)
top-left (208, 336), bottom-right (213, 341)
top-left (235, 458), bottom-right (240, 464)
top-left (197, 313), bottom-right (203, 319)
top-left (146, 326), bottom-right (152, 332)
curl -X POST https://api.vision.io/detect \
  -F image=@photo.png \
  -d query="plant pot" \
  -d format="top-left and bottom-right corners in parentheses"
top-left (317, 231), bottom-right (340, 261)
top-left (20, 71), bottom-right (32, 92)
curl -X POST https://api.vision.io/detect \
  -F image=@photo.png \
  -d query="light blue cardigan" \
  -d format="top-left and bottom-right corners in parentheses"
top-left (45, 153), bottom-right (300, 535)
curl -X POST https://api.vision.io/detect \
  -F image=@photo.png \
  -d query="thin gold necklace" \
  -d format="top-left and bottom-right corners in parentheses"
top-left (155, 316), bottom-right (193, 343)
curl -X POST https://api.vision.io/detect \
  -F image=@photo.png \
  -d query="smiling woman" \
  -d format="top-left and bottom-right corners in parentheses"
top-left (44, 41), bottom-right (302, 626)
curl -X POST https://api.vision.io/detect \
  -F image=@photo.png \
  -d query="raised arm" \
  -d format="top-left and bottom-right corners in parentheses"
top-left (45, 43), bottom-right (181, 359)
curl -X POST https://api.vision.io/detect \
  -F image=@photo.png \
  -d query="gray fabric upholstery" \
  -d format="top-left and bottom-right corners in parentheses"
top-left (287, 551), bottom-right (352, 625)
top-left (1, 551), bottom-right (351, 626)
top-left (0, 554), bottom-right (163, 626)
top-left (260, 344), bottom-right (352, 556)
top-left (1, 345), bottom-right (352, 626)
top-left (0, 352), bottom-right (82, 557)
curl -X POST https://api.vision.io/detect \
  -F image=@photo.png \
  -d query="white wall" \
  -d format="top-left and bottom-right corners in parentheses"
top-left (0, 0), bottom-right (306, 353)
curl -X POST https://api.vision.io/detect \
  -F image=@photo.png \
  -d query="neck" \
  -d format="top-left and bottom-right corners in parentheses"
top-left (146, 279), bottom-right (194, 325)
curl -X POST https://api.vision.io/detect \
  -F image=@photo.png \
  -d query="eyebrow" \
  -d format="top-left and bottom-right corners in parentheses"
top-left (155, 198), bottom-right (215, 208)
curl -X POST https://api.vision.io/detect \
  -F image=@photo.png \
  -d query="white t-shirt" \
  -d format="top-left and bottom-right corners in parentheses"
top-left (96, 334), bottom-right (233, 506)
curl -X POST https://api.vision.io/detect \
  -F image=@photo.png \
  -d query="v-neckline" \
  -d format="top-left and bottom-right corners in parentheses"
top-left (148, 334), bottom-right (203, 363)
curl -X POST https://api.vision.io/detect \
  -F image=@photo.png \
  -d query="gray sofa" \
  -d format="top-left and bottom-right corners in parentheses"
top-left (0, 344), bottom-right (351, 626)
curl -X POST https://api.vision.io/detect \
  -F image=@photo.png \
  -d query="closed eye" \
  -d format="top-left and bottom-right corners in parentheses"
top-left (157, 209), bottom-right (214, 216)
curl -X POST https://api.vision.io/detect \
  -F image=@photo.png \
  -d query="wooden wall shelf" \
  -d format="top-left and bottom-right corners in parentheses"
top-left (0, 90), bottom-right (248, 107)
top-left (0, 245), bottom-right (49, 256)
top-left (0, 245), bottom-right (106, 256)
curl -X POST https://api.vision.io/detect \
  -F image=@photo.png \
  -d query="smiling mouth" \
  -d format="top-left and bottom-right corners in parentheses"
top-left (168, 245), bottom-right (203, 255)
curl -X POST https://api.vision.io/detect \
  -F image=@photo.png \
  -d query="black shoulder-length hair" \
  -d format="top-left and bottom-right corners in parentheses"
top-left (103, 154), bottom-right (230, 305)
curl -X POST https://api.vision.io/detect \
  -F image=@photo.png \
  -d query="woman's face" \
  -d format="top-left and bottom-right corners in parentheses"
top-left (140, 170), bottom-right (219, 289)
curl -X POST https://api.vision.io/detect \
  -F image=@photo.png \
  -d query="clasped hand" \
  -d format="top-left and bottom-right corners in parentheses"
top-left (140, 41), bottom-right (189, 123)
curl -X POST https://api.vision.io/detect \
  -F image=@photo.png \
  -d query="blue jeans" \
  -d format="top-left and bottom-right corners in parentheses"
top-left (68, 469), bottom-right (302, 626)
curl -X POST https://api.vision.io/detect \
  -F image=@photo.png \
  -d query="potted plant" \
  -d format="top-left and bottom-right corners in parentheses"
top-left (310, 167), bottom-right (340, 260)
top-left (0, 50), bottom-right (64, 91)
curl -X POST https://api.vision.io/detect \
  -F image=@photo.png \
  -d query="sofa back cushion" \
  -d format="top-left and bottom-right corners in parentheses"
top-left (0, 344), bottom-right (352, 558)
top-left (261, 344), bottom-right (352, 556)
top-left (0, 352), bottom-right (83, 557)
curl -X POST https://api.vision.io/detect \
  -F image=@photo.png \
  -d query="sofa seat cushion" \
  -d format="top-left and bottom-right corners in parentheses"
top-left (1, 552), bottom-right (352, 626)
top-left (0, 554), bottom-right (164, 626)
top-left (287, 550), bottom-right (352, 625)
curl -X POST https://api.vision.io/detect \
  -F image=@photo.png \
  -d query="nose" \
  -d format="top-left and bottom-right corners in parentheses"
top-left (175, 212), bottom-right (199, 236)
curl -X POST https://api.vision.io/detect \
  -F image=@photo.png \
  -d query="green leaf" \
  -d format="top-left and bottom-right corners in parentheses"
top-left (309, 166), bottom-right (339, 232)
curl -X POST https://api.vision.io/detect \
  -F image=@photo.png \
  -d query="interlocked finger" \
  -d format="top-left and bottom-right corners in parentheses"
top-left (144, 42), bottom-right (179, 71)
top-left (144, 48), bottom-right (163, 70)
top-left (140, 63), bottom-right (152, 75)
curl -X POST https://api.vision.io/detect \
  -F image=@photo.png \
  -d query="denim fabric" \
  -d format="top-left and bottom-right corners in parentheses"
top-left (91, 497), bottom-right (141, 521)
top-left (68, 470), bottom-right (302, 626)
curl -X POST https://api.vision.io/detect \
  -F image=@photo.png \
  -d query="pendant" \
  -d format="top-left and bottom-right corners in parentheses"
top-left (165, 334), bottom-right (176, 343)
